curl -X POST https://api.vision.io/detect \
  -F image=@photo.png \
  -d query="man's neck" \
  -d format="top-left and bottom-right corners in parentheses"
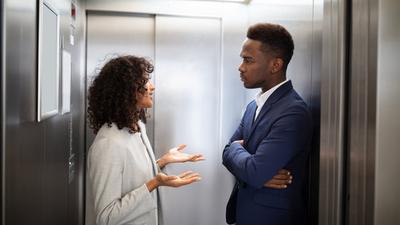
top-left (261, 76), bottom-right (286, 93)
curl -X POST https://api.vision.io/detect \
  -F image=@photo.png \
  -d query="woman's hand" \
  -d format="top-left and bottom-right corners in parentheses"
top-left (157, 144), bottom-right (205, 168)
top-left (264, 169), bottom-right (293, 189)
top-left (157, 171), bottom-right (201, 187)
top-left (146, 171), bottom-right (202, 191)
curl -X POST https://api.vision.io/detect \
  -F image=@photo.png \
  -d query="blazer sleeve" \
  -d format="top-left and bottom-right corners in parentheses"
top-left (222, 105), bottom-right (312, 189)
top-left (88, 138), bottom-right (157, 225)
top-left (222, 112), bottom-right (245, 174)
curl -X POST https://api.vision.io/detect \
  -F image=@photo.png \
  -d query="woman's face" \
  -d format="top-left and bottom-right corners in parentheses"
top-left (136, 81), bottom-right (155, 109)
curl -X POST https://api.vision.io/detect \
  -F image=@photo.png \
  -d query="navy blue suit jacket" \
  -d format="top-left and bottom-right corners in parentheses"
top-left (223, 81), bottom-right (312, 225)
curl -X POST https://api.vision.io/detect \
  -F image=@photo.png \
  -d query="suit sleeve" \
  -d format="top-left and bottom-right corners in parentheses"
top-left (88, 138), bottom-right (157, 225)
top-left (222, 105), bottom-right (312, 189)
top-left (222, 111), bottom-right (245, 174)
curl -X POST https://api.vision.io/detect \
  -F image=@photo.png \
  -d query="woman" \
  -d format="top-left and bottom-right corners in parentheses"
top-left (86, 55), bottom-right (204, 225)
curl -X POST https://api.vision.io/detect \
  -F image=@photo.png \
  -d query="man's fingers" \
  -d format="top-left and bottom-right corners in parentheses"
top-left (272, 174), bottom-right (293, 180)
top-left (267, 178), bottom-right (291, 185)
top-left (265, 182), bottom-right (288, 189)
top-left (278, 169), bottom-right (290, 175)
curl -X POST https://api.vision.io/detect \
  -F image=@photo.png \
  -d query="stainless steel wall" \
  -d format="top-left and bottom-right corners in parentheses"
top-left (349, 0), bottom-right (400, 224)
top-left (1, 0), bottom-right (4, 223)
top-left (1, 0), bottom-right (86, 224)
top-left (319, 0), bottom-right (348, 224)
top-left (374, 0), bottom-right (400, 223)
top-left (154, 15), bottom-right (223, 225)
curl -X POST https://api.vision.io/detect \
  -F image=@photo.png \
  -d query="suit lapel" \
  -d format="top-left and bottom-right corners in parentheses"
top-left (246, 81), bottom-right (294, 143)
top-left (244, 101), bottom-right (257, 139)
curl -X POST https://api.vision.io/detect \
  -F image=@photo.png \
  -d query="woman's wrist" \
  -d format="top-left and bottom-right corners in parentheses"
top-left (146, 177), bottom-right (160, 192)
top-left (156, 157), bottom-right (168, 169)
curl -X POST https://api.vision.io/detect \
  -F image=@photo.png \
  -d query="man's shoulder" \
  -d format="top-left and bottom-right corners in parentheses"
top-left (275, 90), bottom-right (311, 116)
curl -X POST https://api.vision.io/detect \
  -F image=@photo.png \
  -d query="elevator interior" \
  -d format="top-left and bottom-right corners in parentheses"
top-left (2, 0), bottom-right (400, 225)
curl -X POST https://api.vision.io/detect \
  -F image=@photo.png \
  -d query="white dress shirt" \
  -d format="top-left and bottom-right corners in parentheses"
top-left (254, 79), bottom-right (289, 120)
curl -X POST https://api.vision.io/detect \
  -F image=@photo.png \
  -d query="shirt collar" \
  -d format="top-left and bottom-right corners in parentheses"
top-left (255, 79), bottom-right (289, 109)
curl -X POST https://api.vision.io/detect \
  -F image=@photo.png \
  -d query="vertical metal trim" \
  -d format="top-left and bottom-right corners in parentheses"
top-left (217, 17), bottom-right (224, 153)
top-left (347, 0), bottom-right (378, 224)
top-left (319, 0), bottom-right (348, 224)
top-left (308, 0), bottom-right (323, 224)
top-left (1, 0), bottom-right (5, 223)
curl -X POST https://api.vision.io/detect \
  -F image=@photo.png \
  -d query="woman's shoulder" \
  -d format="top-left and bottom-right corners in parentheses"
top-left (89, 123), bottom-right (131, 156)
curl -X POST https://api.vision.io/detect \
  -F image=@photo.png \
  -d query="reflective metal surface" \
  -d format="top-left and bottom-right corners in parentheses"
top-left (319, 0), bottom-right (348, 225)
top-left (2, 0), bottom-right (86, 224)
top-left (348, 0), bottom-right (377, 224)
top-left (1, 0), bottom-right (4, 223)
top-left (374, 0), bottom-right (400, 223)
top-left (349, 0), bottom-right (400, 224)
top-left (154, 15), bottom-right (224, 225)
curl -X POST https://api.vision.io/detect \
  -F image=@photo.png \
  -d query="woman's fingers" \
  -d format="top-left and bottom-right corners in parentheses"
top-left (177, 144), bottom-right (187, 151)
top-left (190, 154), bottom-right (205, 161)
top-left (179, 171), bottom-right (194, 178)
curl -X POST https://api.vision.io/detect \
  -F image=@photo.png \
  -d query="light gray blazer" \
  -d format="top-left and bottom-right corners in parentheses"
top-left (86, 121), bottom-right (163, 225)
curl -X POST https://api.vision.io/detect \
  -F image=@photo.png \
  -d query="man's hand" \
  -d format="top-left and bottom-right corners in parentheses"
top-left (234, 140), bottom-right (244, 146)
top-left (157, 144), bottom-right (205, 168)
top-left (264, 169), bottom-right (292, 189)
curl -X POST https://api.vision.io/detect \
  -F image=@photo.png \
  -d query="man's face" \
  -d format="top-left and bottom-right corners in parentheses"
top-left (238, 38), bottom-right (274, 89)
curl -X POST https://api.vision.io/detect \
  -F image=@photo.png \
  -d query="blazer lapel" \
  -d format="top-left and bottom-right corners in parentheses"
top-left (138, 122), bottom-right (158, 175)
top-left (246, 81), bottom-right (294, 143)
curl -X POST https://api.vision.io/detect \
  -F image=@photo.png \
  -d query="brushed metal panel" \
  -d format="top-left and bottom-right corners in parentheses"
top-left (319, 0), bottom-right (348, 225)
top-left (3, 0), bottom-right (86, 225)
top-left (4, 0), bottom-right (46, 224)
top-left (154, 15), bottom-right (224, 225)
top-left (348, 0), bottom-right (378, 224)
top-left (1, 0), bottom-right (4, 222)
top-left (86, 12), bottom-right (155, 149)
top-left (374, 0), bottom-right (400, 224)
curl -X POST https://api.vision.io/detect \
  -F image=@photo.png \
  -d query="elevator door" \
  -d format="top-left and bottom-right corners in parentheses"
top-left (154, 15), bottom-right (224, 225)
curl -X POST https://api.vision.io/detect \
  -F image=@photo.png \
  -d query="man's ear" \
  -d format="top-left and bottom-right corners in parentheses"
top-left (271, 58), bottom-right (284, 73)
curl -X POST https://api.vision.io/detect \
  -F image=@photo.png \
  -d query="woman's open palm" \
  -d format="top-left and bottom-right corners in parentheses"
top-left (164, 144), bottom-right (205, 164)
top-left (156, 171), bottom-right (201, 187)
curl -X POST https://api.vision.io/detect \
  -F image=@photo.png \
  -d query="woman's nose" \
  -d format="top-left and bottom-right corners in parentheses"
top-left (148, 82), bottom-right (155, 91)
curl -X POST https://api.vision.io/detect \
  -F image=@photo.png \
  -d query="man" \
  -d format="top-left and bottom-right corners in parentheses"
top-left (222, 23), bottom-right (313, 225)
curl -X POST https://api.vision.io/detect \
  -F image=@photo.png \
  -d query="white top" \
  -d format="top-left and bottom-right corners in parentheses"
top-left (254, 79), bottom-right (289, 120)
top-left (85, 121), bottom-right (162, 225)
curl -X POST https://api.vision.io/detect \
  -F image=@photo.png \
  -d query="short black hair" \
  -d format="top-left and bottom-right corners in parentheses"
top-left (247, 23), bottom-right (294, 70)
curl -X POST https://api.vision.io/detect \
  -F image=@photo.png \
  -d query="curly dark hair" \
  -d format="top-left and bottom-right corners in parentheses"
top-left (87, 55), bottom-right (153, 134)
top-left (247, 23), bottom-right (294, 71)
